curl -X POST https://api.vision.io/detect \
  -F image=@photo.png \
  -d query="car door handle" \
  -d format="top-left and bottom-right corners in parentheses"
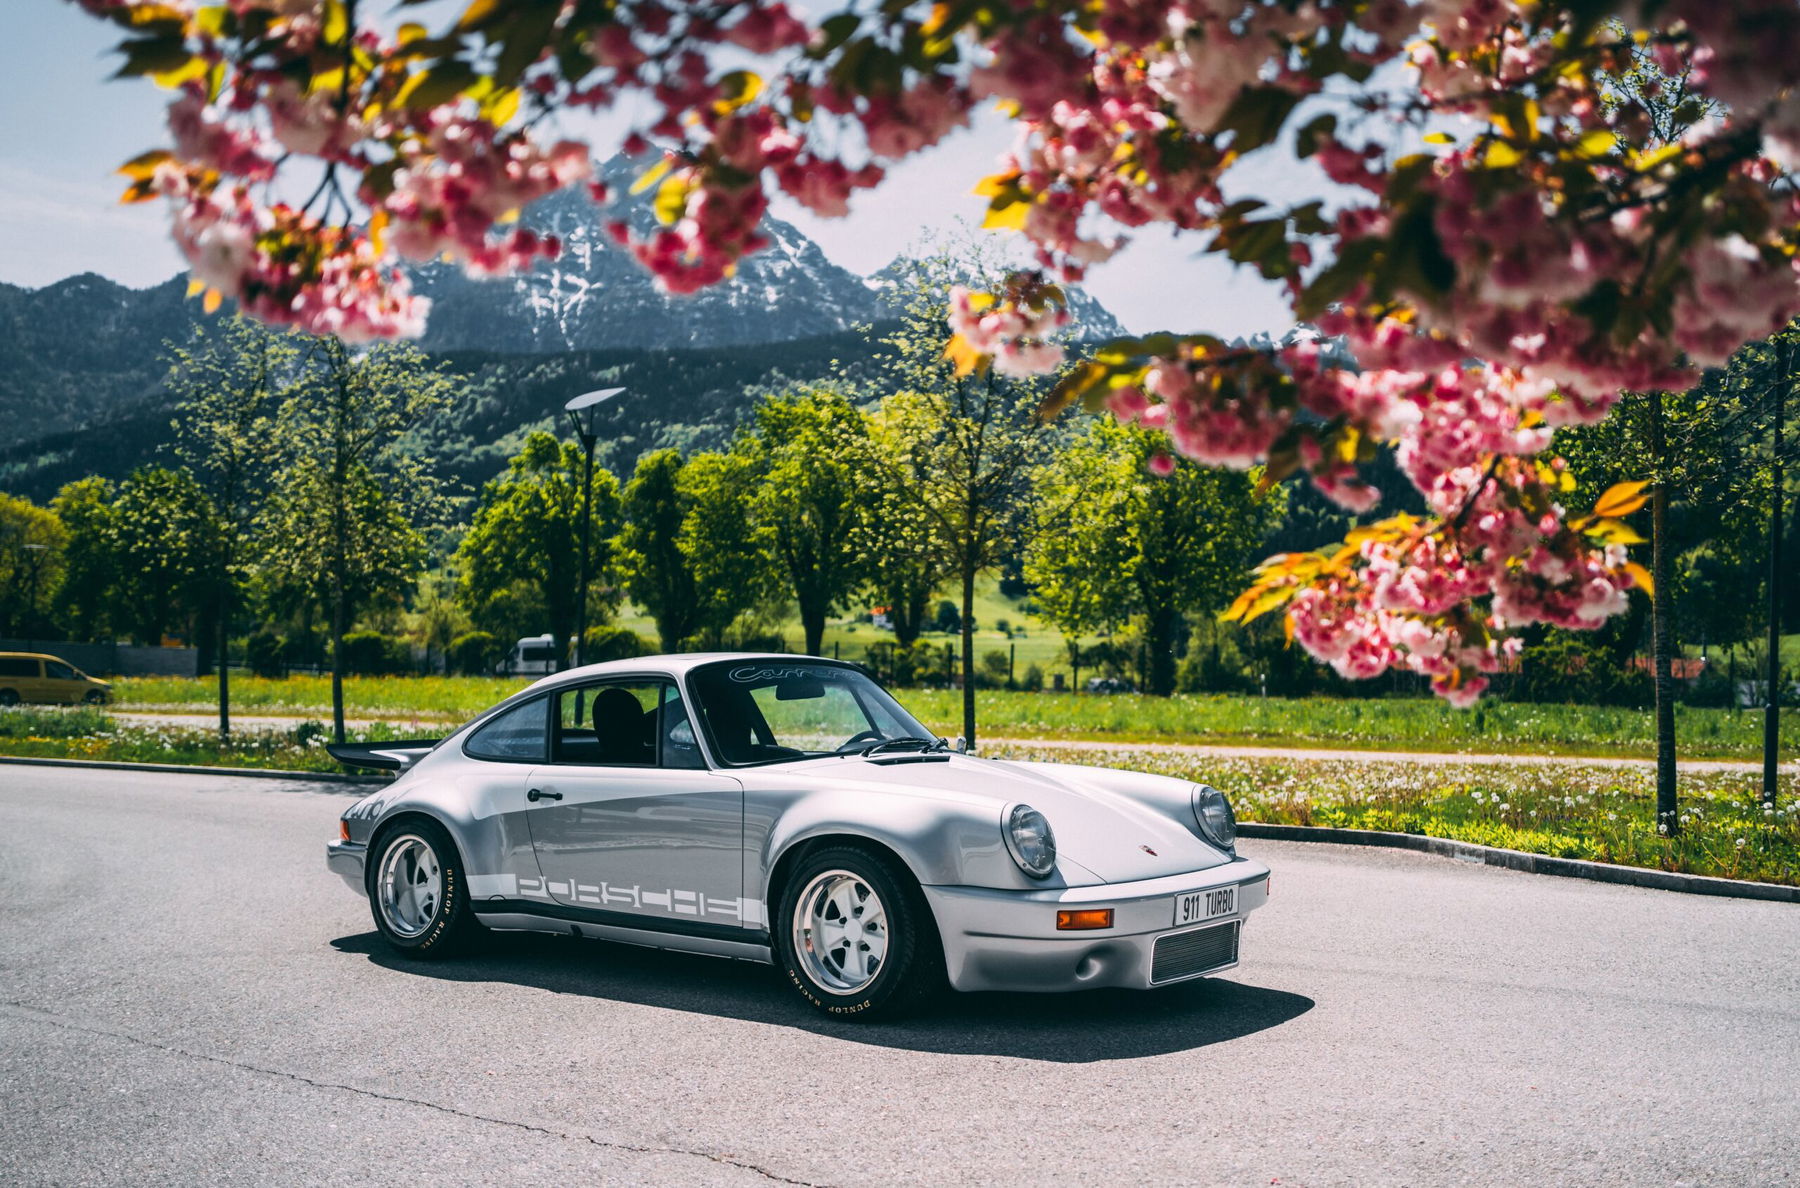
top-left (526, 788), bottom-right (562, 802)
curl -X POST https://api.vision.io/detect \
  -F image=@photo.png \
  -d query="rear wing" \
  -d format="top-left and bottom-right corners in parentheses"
top-left (325, 739), bottom-right (443, 773)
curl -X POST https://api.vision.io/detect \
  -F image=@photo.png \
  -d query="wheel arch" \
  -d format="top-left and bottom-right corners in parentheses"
top-left (766, 833), bottom-right (918, 923)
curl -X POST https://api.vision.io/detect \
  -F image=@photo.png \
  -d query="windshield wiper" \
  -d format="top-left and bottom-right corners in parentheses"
top-left (858, 736), bottom-right (943, 757)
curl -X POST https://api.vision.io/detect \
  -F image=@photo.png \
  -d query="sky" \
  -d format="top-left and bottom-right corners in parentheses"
top-left (0, 2), bottom-right (1299, 338)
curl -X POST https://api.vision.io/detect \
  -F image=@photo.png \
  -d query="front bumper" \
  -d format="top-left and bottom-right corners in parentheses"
top-left (922, 858), bottom-right (1270, 993)
top-left (326, 840), bottom-right (367, 893)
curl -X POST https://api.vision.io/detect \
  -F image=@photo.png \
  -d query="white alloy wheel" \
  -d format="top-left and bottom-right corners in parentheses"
top-left (790, 869), bottom-right (889, 994)
top-left (376, 834), bottom-right (442, 939)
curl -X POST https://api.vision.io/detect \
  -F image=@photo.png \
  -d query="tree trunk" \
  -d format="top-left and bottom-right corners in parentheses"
top-left (960, 562), bottom-right (976, 748)
top-left (801, 603), bottom-right (827, 656)
top-left (216, 582), bottom-right (231, 740)
top-left (1147, 605), bottom-right (1179, 697)
top-left (1649, 390), bottom-right (1678, 835)
top-left (331, 584), bottom-right (348, 746)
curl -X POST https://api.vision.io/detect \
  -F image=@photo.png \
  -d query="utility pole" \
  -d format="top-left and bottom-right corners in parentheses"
top-left (1766, 349), bottom-right (1788, 809)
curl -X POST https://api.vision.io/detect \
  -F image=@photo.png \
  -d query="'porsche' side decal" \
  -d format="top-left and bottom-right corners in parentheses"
top-left (470, 871), bottom-right (764, 927)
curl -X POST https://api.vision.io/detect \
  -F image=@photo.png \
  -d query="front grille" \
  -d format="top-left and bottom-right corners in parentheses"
top-left (1151, 920), bottom-right (1240, 984)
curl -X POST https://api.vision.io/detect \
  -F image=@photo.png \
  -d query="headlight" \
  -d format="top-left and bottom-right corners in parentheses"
top-left (1003, 804), bottom-right (1057, 879)
top-left (1192, 785), bottom-right (1237, 851)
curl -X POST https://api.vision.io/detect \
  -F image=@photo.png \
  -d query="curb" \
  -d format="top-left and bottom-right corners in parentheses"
top-left (0, 754), bottom-right (388, 786)
top-left (1237, 822), bottom-right (1800, 904)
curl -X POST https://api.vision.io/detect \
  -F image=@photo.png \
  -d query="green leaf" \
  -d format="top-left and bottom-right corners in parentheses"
top-left (1218, 86), bottom-right (1303, 153)
top-left (395, 60), bottom-right (479, 110)
top-left (111, 36), bottom-right (195, 80)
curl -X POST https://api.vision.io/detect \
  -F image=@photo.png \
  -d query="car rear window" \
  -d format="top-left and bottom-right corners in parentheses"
top-left (464, 697), bottom-right (548, 763)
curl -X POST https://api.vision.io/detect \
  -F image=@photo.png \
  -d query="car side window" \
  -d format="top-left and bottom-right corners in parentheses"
top-left (45, 661), bottom-right (77, 681)
top-left (554, 682), bottom-right (659, 767)
top-left (463, 697), bottom-right (548, 763)
top-left (0, 657), bottom-right (37, 678)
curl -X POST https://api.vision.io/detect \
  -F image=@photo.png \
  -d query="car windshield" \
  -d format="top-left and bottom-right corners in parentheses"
top-left (687, 660), bottom-right (935, 766)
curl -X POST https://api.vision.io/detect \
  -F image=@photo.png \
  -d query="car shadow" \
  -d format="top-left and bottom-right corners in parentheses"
top-left (330, 930), bottom-right (1313, 1062)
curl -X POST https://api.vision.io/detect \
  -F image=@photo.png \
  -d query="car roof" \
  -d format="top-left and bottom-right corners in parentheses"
top-left (518, 652), bottom-right (858, 694)
top-left (0, 652), bottom-right (63, 661)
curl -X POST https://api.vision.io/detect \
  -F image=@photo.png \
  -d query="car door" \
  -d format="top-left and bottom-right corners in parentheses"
top-left (43, 659), bottom-right (82, 704)
top-left (525, 679), bottom-right (752, 932)
top-left (452, 694), bottom-right (555, 905)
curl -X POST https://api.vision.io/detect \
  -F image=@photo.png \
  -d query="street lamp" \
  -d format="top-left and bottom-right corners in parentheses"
top-left (564, 387), bottom-right (626, 670)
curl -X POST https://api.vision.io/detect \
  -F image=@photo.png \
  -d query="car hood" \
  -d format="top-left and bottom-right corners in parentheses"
top-left (784, 753), bottom-right (1231, 883)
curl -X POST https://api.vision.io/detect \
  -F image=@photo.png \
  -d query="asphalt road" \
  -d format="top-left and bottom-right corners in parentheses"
top-left (2, 767), bottom-right (1797, 1187)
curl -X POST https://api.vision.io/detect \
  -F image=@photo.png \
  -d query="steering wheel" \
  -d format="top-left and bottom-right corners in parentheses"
top-left (837, 729), bottom-right (886, 753)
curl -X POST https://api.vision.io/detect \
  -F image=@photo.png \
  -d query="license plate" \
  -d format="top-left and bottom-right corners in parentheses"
top-left (1174, 885), bottom-right (1236, 927)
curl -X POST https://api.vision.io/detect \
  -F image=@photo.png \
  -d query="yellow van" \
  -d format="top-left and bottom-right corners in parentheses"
top-left (0, 652), bottom-right (113, 706)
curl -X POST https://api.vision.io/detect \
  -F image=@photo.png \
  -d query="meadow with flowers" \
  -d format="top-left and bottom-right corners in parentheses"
top-left (990, 742), bottom-right (1800, 886)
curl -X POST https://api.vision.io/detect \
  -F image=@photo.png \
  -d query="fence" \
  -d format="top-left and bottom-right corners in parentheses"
top-left (0, 639), bottom-right (198, 678)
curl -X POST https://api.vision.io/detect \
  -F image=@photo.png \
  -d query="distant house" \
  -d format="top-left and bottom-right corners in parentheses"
top-left (871, 606), bottom-right (893, 631)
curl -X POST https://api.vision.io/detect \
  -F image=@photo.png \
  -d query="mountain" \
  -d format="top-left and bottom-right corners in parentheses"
top-left (0, 155), bottom-right (1129, 498)
top-left (411, 155), bottom-right (887, 353)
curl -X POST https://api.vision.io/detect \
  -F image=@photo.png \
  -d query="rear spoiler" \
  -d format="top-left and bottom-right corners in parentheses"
top-left (325, 739), bottom-right (443, 773)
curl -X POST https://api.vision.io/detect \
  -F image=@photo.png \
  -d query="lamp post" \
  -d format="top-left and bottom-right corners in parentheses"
top-left (564, 387), bottom-right (626, 670)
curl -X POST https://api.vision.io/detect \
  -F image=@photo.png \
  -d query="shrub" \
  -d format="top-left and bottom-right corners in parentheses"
top-left (245, 629), bottom-right (289, 679)
top-left (340, 631), bottom-right (413, 675)
top-left (934, 600), bottom-right (960, 633)
top-left (583, 624), bottom-right (654, 663)
top-left (1021, 663), bottom-right (1045, 692)
top-left (447, 631), bottom-right (499, 676)
top-left (995, 617), bottom-right (1012, 637)
top-left (980, 649), bottom-right (1012, 688)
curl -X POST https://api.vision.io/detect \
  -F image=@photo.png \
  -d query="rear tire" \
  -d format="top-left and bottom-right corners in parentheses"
top-left (366, 819), bottom-right (481, 958)
top-left (0, 689), bottom-right (17, 707)
top-left (773, 844), bottom-right (946, 1021)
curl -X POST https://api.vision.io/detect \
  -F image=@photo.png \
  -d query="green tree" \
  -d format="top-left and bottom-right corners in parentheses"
top-left (456, 431), bottom-right (621, 669)
top-left (49, 478), bottom-right (117, 642)
top-left (862, 251), bottom-right (1070, 745)
top-left (618, 449), bottom-right (701, 652)
top-left (108, 466), bottom-right (219, 646)
top-left (259, 337), bottom-right (452, 742)
top-left (740, 392), bottom-right (874, 656)
top-left (1026, 419), bottom-right (1281, 696)
top-left (166, 315), bottom-right (297, 736)
top-left (680, 449), bottom-right (778, 648)
top-left (0, 494), bottom-right (67, 639)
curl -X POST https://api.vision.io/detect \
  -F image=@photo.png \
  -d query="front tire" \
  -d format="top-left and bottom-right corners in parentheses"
top-left (774, 845), bottom-right (945, 1021)
top-left (366, 820), bottom-right (480, 958)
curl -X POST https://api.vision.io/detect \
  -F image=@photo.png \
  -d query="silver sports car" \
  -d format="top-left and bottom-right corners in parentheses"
top-left (326, 654), bottom-right (1269, 1019)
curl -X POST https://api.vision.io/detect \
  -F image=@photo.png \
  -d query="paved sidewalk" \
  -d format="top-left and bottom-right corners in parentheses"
top-left (106, 709), bottom-right (1792, 772)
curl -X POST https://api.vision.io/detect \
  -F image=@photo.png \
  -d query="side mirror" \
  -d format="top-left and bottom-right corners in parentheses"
top-left (950, 735), bottom-right (968, 754)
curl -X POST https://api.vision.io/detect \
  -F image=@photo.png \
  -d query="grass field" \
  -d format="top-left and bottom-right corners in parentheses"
top-left (110, 675), bottom-right (1795, 760)
top-left (989, 742), bottom-right (1800, 887)
top-left (4, 705), bottom-right (1791, 885)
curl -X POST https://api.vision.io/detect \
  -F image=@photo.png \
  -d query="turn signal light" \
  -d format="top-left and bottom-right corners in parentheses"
top-left (338, 819), bottom-right (351, 843)
top-left (1056, 909), bottom-right (1114, 931)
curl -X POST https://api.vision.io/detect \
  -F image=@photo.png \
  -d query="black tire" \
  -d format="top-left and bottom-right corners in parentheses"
top-left (0, 689), bottom-right (18, 707)
top-left (83, 690), bottom-right (106, 705)
top-left (365, 819), bottom-right (481, 958)
top-left (773, 844), bottom-right (946, 1021)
